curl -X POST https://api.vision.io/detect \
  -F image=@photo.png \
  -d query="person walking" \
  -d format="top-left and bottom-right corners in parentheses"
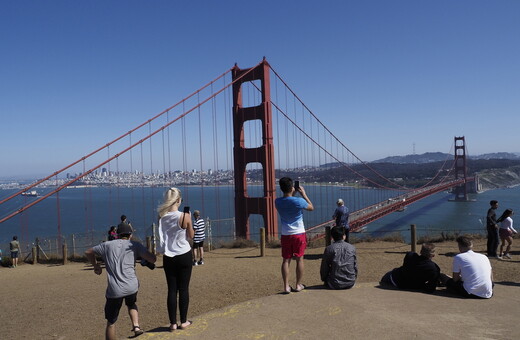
top-left (275, 177), bottom-right (314, 294)
top-left (497, 209), bottom-right (517, 259)
top-left (332, 198), bottom-right (350, 243)
top-left (10, 236), bottom-right (20, 268)
top-left (85, 223), bottom-right (156, 339)
top-left (157, 187), bottom-right (194, 331)
top-left (486, 200), bottom-right (500, 258)
top-left (192, 210), bottom-right (206, 266)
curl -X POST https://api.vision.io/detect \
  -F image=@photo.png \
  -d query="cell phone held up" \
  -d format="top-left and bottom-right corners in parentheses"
top-left (294, 180), bottom-right (300, 190)
top-left (183, 206), bottom-right (190, 214)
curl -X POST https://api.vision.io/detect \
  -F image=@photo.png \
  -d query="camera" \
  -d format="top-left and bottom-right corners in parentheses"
top-left (140, 259), bottom-right (155, 270)
top-left (183, 206), bottom-right (190, 213)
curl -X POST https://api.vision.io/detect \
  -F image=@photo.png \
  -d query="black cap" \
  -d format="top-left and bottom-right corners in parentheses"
top-left (117, 223), bottom-right (133, 236)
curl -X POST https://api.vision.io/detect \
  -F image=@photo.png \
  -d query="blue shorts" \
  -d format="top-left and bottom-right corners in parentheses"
top-left (11, 251), bottom-right (19, 259)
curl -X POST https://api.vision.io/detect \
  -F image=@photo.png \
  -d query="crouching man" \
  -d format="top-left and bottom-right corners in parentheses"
top-left (320, 226), bottom-right (357, 289)
top-left (85, 223), bottom-right (156, 339)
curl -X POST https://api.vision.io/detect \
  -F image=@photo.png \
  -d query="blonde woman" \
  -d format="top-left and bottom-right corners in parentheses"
top-left (157, 188), bottom-right (194, 331)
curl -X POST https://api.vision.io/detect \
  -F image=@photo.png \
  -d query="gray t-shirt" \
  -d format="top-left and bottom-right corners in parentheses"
top-left (93, 239), bottom-right (148, 298)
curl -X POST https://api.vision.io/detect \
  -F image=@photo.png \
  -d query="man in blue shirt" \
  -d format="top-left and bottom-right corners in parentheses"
top-left (332, 198), bottom-right (350, 242)
top-left (275, 177), bottom-right (314, 294)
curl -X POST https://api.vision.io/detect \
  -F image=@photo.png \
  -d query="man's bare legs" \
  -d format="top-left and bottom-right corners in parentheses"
top-left (105, 322), bottom-right (116, 340)
top-left (281, 258), bottom-right (292, 293)
top-left (128, 307), bottom-right (143, 335)
top-left (281, 256), bottom-right (305, 292)
top-left (295, 256), bottom-right (304, 291)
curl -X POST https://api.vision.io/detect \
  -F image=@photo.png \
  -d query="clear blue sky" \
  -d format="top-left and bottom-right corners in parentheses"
top-left (1, 0), bottom-right (519, 179)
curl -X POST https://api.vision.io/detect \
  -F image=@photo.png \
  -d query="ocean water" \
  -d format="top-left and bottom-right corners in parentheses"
top-left (1, 185), bottom-right (518, 251)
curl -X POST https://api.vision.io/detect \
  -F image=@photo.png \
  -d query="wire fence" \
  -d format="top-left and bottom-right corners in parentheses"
top-left (0, 217), bottom-right (493, 265)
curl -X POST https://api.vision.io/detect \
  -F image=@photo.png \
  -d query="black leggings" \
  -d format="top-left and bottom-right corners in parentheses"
top-left (163, 251), bottom-right (193, 324)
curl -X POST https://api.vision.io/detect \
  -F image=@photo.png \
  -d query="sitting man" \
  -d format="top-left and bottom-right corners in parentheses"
top-left (380, 242), bottom-right (440, 292)
top-left (442, 235), bottom-right (493, 299)
top-left (320, 226), bottom-right (357, 289)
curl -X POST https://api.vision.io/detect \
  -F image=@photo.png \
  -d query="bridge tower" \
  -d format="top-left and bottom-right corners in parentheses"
top-left (232, 59), bottom-right (278, 240)
top-left (453, 136), bottom-right (469, 201)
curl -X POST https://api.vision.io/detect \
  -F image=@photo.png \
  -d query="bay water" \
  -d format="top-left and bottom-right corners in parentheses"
top-left (1, 185), bottom-right (518, 253)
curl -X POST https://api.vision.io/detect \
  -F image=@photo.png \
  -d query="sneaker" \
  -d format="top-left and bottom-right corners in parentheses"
top-left (193, 260), bottom-right (198, 266)
top-left (496, 255), bottom-right (502, 259)
top-left (504, 253), bottom-right (512, 259)
top-left (198, 259), bottom-right (204, 265)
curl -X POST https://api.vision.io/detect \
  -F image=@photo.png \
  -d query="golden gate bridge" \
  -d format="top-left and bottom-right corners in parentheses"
top-left (0, 58), bottom-right (473, 247)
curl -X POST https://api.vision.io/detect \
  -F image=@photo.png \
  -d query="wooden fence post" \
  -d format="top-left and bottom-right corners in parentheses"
top-left (71, 234), bottom-right (76, 258)
top-left (62, 243), bottom-right (68, 265)
top-left (146, 237), bottom-right (151, 253)
top-left (411, 224), bottom-right (417, 253)
top-left (35, 238), bottom-right (40, 263)
top-left (260, 227), bottom-right (265, 257)
top-left (32, 246), bottom-right (37, 264)
top-left (325, 226), bottom-right (332, 246)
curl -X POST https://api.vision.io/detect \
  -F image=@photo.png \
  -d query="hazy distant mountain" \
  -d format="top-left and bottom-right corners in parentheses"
top-left (373, 152), bottom-right (520, 164)
top-left (374, 152), bottom-right (451, 164)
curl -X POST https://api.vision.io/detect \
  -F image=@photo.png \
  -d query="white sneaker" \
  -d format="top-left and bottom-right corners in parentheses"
top-left (193, 260), bottom-right (198, 266)
top-left (504, 253), bottom-right (512, 259)
top-left (496, 255), bottom-right (502, 259)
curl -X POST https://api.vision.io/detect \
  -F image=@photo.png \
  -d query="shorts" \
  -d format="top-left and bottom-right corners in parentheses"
top-left (281, 233), bottom-right (307, 259)
top-left (193, 241), bottom-right (204, 249)
top-left (105, 292), bottom-right (138, 324)
top-left (499, 228), bottom-right (512, 239)
top-left (11, 251), bottom-right (19, 259)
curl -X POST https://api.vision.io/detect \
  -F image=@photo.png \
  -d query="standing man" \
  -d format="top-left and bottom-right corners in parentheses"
top-left (486, 200), bottom-right (499, 258)
top-left (10, 236), bottom-right (20, 268)
top-left (443, 235), bottom-right (493, 299)
top-left (275, 177), bottom-right (314, 294)
top-left (320, 226), bottom-right (357, 289)
top-left (192, 210), bottom-right (206, 266)
top-left (85, 223), bottom-right (156, 339)
top-left (118, 215), bottom-right (132, 231)
top-left (332, 198), bottom-right (350, 243)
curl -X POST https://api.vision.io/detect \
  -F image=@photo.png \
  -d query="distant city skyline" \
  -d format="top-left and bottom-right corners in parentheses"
top-left (1, 1), bottom-right (519, 178)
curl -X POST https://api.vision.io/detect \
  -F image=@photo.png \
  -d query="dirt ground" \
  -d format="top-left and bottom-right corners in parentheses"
top-left (1, 239), bottom-right (518, 340)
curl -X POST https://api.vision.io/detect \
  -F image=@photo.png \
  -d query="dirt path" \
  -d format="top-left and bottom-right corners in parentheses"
top-left (1, 239), bottom-right (518, 339)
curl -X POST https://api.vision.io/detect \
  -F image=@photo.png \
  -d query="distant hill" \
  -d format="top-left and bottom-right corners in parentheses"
top-left (373, 152), bottom-right (520, 164)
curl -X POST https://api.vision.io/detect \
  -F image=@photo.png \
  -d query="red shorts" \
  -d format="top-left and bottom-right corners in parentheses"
top-left (281, 233), bottom-right (307, 259)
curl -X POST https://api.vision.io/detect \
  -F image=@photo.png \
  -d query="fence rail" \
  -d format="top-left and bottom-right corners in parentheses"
top-left (0, 218), bottom-right (490, 266)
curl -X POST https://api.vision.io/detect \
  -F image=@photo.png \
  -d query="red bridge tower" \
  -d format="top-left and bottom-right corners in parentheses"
top-left (232, 60), bottom-right (278, 240)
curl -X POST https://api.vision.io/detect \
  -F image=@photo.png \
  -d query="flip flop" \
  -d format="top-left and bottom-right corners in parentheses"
top-left (179, 320), bottom-right (193, 330)
top-left (291, 284), bottom-right (306, 292)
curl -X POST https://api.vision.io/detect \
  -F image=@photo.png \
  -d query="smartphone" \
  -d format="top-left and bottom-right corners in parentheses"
top-left (183, 206), bottom-right (190, 213)
top-left (294, 181), bottom-right (300, 190)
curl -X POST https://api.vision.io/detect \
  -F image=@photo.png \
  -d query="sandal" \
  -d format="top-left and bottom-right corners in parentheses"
top-left (132, 325), bottom-right (144, 336)
top-left (291, 284), bottom-right (306, 292)
top-left (179, 320), bottom-right (193, 330)
top-left (169, 323), bottom-right (178, 332)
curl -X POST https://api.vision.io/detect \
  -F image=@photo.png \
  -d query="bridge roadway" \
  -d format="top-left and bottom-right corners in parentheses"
top-left (307, 179), bottom-right (467, 239)
top-left (140, 282), bottom-right (519, 339)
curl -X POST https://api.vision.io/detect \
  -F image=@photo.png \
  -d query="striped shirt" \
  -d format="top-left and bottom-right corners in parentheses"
top-left (193, 217), bottom-right (206, 243)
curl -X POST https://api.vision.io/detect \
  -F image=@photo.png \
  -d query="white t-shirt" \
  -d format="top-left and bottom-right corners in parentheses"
top-left (452, 250), bottom-right (493, 298)
top-left (158, 211), bottom-right (191, 257)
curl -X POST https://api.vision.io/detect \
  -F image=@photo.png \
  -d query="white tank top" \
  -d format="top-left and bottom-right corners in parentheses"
top-left (158, 211), bottom-right (191, 257)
